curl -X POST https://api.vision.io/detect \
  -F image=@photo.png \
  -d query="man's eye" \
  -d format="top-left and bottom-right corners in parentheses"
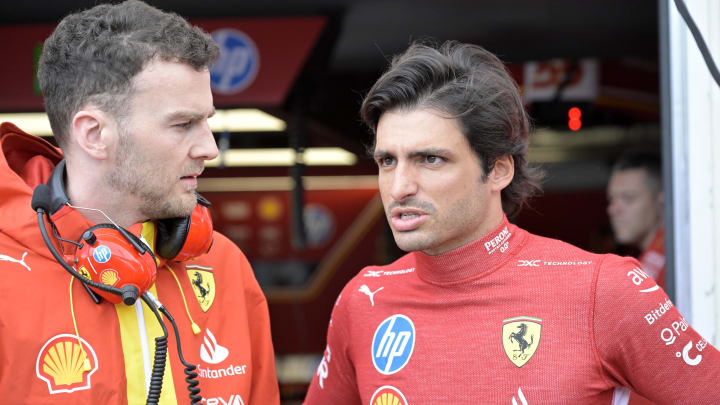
top-left (378, 157), bottom-right (395, 166)
top-left (425, 155), bottom-right (443, 164)
top-left (176, 121), bottom-right (193, 129)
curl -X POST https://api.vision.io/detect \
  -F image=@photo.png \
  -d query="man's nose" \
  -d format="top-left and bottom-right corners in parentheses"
top-left (389, 162), bottom-right (418, 202)
top-left (607, 199), bottom-right (620, 217)
top-left (191, 121), bottom-right (219, 161)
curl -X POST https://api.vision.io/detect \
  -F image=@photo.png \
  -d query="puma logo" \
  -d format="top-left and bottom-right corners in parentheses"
top-left (358, 284), bottom-right (384, 306)
top-left (0, 252), bottom-right (31, 271)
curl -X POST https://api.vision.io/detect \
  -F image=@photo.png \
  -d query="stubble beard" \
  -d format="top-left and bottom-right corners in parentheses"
top-left (610, 219), bottom-right (636, 245)
top-left (392, 230), bottom-right (436, 253)
top-left (388, 191), bottom-right (485, 255)
top-left (108, 135), bottom-right (195, 220)
top-left (385, 197), bottom-right (438, 253)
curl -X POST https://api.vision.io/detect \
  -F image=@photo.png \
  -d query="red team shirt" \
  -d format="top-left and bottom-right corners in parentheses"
top-left (304, 217), bottom-right (720, 404)
top-left (639, 228), bottom-right (666, 291)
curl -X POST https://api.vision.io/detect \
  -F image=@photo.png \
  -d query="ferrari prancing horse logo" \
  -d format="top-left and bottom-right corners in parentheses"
top-left (502, 316), bottom-right (542, 367)
top-left (186, 265), bottom-right (216, 312)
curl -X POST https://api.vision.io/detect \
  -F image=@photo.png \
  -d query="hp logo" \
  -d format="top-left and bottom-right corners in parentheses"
top-left (371, 314), bottom-right (415, 375)
top-left (93, 245), bottom-right (112, 263)
top-left (210, 29), bottom-right (259, 94)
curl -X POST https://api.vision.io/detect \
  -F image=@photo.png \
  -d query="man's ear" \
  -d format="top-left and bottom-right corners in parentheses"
top-left (70, 107), bottom-right (114, 160)
top-left (489, 155), bottom-right (514, 192)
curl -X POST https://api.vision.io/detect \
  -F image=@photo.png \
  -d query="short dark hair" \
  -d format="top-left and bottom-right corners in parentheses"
top-left (612, 150), bottom-right (662, 194)
top-left (37, 0), bottom-right (220, 148)
top-left (360, 40), bottom-right (542, 216)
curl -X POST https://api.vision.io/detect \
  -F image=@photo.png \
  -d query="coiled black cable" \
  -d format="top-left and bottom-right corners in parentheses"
top-left (183, 361), bottom-right (202, 404)
top-left (146, 336), bottom-right (168, 404)
top-left (142, 294), bottom-right (169, 405)
top-left (159, 306), bottom-right (202, 404)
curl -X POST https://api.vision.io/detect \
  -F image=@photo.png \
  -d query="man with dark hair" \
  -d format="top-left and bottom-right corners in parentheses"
top-left (607, 151), bottom-right (666, 289)
top-left (304, 40), bottom-right (719, 404)
top-left (0, 1), bottom-right (279, 403)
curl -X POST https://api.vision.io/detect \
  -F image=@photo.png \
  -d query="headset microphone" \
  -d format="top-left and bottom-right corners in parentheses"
top-left (32, 169), bottom-right (208, 404)
top-left (31, 183), bottom-right (51, 213)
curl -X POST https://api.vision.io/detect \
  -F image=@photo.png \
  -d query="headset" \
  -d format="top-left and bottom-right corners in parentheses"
top-left (32, 160), bottom-right (213, 305)
top-left (32, 160), bottom-right (211, 404)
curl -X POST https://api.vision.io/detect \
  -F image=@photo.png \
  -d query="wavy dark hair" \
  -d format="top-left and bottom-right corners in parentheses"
top-left (361, 40), bottom-right (542, 216)
top-left (38, 0), bottom-right (220, 147)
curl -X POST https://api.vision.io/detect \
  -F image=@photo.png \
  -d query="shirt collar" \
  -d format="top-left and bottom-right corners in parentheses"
top-left (413, 215), bottom-right (526, 284)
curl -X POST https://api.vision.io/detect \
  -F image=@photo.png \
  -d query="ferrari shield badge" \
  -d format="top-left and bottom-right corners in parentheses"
top-left (186, 265), bottom-right (215, 312)
top-left (502, 316), bottom-right (542, 367)
top-left (77, 265), bottom-right (91, 280)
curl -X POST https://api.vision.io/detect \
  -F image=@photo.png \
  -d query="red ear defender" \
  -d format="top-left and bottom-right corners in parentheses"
top-left (155, 194), bottom-right (214, 262)
top-left (172, 199), bottom-right (213, 262)
top-left (74, 225), bottom-right (157, 304)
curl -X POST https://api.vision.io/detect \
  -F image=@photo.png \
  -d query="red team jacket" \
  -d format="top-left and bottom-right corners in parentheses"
top-left (304, 217), bottom-right (720, 404)
top-left (0, 123), bottom-right (280, 404)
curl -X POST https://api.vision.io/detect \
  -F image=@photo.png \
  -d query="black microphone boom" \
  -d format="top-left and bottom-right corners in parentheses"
top-left (31, 184), bottom-right (52, 212)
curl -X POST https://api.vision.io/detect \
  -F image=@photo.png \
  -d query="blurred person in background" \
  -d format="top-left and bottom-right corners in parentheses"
top-left (607, 151), bottom-right (665, 289)
top-left (607, 151), bottom-right (665, 405)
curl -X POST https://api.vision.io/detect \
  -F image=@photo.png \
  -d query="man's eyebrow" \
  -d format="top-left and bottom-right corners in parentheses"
top-left (407, 148), bottom-right (452, 159)
top-left (165, 108), bottom-right (215, 122)
top-left (373, 150), bottom-right (394, 160)
top-left (373, 148), bottom-right (453, 160)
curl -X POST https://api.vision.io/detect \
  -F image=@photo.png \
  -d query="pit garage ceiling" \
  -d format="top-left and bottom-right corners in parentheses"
top-left (0, 0), bottom-right (660, 171)
top-left (1, 0), bottom-right (658, 70)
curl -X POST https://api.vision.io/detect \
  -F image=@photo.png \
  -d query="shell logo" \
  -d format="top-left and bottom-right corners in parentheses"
top-left (36, 334), bottom-right (98, 394)
top-left (100, 269), bottom-right (119, 286)
top-left (369, 385), bottom-right (408, 405)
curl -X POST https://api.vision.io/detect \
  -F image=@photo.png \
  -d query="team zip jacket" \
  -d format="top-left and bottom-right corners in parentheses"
top-left (304, 215), bottom-right (720, 404)
top-left (0, 123), bottom-right (280, 404)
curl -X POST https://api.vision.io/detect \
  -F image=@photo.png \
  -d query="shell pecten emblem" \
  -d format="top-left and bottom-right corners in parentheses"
top-left (370, 385), bottom-right (408, 405)
top-left (36, 334), bottom-right (98, 394)
top-left (100, 269), bottom-right (119, 286)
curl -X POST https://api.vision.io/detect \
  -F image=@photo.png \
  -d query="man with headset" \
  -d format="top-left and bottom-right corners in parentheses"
top-left (0, 1), bottom-right (279, 403)
top-left (304, 40), bottom-right (720, 404)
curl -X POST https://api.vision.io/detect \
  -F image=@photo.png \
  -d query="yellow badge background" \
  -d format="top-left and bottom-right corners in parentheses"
top-left (186, 267), bottom-right (215, 312)
top-left (77, 265), bottom-right (91, 280)
top-left (502, 317), bottom-right (542, 367)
